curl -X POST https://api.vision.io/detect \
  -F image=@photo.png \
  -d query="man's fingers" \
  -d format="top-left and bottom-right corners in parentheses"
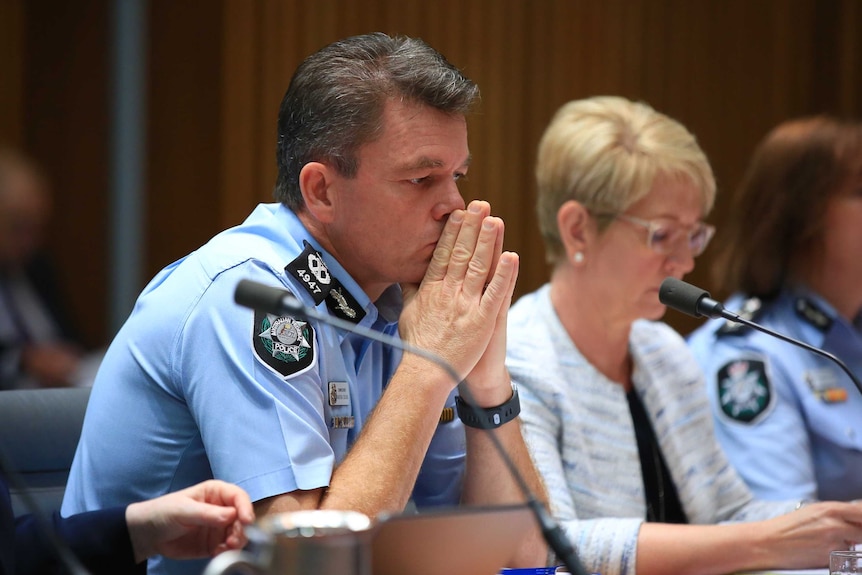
top-left (424, 200), bottom-right (491, 286)
top-left (424, 209), bottom-right (464, 283)
top-left (445, 201), bottom-right (490, 285)
top-left (462, 217), bottom-right (503, 296)
top-left (480, 251), bottom-right (519, 312)
top-left (488, 217), bottom-right (504, 280)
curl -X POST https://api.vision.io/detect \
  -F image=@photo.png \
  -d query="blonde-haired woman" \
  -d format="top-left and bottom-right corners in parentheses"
top-left (507, 96), bottom-right (862, 575)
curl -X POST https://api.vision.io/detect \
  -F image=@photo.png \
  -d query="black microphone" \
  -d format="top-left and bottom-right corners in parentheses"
top-left (234, 279), bottom-right (589, 575)
top-left (659, 277), bottom-right (862, 397)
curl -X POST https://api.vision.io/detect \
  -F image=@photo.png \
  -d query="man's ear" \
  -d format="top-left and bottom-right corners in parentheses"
top-left (298, 162), bottom-right (336, 223)
top-left (557, 200), bottom-right (591, 258)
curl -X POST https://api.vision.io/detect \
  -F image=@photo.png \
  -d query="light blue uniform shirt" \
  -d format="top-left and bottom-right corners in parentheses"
top-left (687, 287), bottom-right (862, 502)
top-left (62, 204), bottom-right (466, 575)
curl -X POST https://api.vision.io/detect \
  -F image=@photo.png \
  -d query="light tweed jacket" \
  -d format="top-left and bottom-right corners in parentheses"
top-left (506, 285), bottom-right (797, 575)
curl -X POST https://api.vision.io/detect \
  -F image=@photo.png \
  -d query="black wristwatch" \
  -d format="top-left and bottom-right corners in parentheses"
top-left (455, 385), bottom-right (520, 429)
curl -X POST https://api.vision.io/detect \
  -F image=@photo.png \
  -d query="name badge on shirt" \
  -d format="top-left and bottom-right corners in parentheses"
top-left (328, 382), bottom-right (354, 428)
top-left (328, 381), bottom-right (350, 406)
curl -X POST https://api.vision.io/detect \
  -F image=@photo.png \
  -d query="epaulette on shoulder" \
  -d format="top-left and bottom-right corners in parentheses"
top-left (794, 297), bottom-right (833, 331)
top-left (717, 296), bottom-right (762, 337)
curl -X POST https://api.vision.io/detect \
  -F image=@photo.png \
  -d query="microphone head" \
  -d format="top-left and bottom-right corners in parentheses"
top-left (659, 277), bottom-right (711, 318)
top-left (234, 279), bottom-right (297, 315)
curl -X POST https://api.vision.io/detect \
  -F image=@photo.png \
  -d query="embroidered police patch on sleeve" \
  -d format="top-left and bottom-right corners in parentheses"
top-left (716, 358), bottom-right (774, 424)
top-left (252, 309), bottom-right (316, 378)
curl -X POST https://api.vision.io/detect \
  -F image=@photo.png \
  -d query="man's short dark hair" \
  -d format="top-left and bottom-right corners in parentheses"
top-left (274, 32), bottom-right (479, 210)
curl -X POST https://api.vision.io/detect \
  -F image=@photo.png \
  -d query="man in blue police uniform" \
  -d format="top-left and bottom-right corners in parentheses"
top-left (687, 116), bottom-right (862, 503)
top-left (62, 33), bottom-right (547, 574)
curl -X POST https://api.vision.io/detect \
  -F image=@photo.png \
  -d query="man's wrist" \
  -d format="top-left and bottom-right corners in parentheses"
top-left (455, 384), bottom-right (520, 429)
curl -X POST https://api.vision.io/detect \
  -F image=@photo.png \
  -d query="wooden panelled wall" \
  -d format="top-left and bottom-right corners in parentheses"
top-left (4, 0), bottom-right (861, 346)
top-left (2, 0), bottom-right (110, 348)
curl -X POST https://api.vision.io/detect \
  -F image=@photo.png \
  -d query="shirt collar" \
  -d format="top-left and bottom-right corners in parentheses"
top-left (277, 204), bottom-right (403, 328)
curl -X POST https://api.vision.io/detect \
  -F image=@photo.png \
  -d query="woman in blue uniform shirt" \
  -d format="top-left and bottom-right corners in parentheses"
top-left (688, 116), bottom-right (862, 502)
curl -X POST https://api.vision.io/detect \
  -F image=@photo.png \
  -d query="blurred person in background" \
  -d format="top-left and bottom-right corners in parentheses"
top-left (0, 148), bottom-right (98, 389)
top-left (687, 116), bottom-right (862, 502)
top-left (506, 96), bottom-right (862, 575)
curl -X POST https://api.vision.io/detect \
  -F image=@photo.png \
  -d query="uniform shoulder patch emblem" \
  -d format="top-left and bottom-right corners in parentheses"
top-left (252, 309), bottom-right (315, 377)
top-left (716, 358), bottom-right (774, 424)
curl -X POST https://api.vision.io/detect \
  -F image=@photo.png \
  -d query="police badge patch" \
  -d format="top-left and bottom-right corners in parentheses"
top-left (252, 309), bottom-right (316, 377)
top-left (716, 358), bottom-right (774, 424)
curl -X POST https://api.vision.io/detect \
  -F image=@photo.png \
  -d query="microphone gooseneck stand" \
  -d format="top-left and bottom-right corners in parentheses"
top-left (659, 277), bottom-right (862, 396)
top-left (234, 279), bottom-right (590, 575)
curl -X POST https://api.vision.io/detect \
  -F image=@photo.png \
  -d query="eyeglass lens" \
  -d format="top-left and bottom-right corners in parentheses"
top-left (648, 221), bottom-right (712, 256)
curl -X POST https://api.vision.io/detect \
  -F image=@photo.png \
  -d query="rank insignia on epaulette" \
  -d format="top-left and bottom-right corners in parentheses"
top-left (326, 284), bottom-right (366, 324)
top-left (285, 241), bottom-right (333, 305)
top-left (795, 297), bottom-right (833, 331)
top-left (717, 296), bottom-right (762, 336)
top-left (329, 288), bottom-right (356, 318)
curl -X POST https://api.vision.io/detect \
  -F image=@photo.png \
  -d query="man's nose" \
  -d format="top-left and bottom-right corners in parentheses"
top-left (432, 181), bottom-right (466, 220)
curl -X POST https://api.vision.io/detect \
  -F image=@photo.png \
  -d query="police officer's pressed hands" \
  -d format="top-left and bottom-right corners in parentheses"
top-left (411, 201), bottom-right (539, 530)
top-left (323, 200), bottom-right (546, 564)
top-left (399, 199), bottom-right (517, 403)
top-left (399, 199), bottom-right (547, 566)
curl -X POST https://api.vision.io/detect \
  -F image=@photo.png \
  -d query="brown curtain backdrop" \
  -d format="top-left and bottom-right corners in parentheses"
top-left (4, 0), bottom-right (860, 345)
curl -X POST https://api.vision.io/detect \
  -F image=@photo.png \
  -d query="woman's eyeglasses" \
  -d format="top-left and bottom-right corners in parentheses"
top-left (599, 213), bottom-right (716, 257)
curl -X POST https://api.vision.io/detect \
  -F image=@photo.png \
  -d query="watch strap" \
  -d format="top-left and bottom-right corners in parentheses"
top-left (455, 385), bottom-right (520, 429)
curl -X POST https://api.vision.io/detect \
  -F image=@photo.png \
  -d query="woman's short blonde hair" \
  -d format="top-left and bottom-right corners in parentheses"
top-left (535, 96), bottom-right (716, 264)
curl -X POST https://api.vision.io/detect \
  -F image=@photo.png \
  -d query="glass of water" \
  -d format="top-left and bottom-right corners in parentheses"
top-left (831, 550), bottom-right (862, 575)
